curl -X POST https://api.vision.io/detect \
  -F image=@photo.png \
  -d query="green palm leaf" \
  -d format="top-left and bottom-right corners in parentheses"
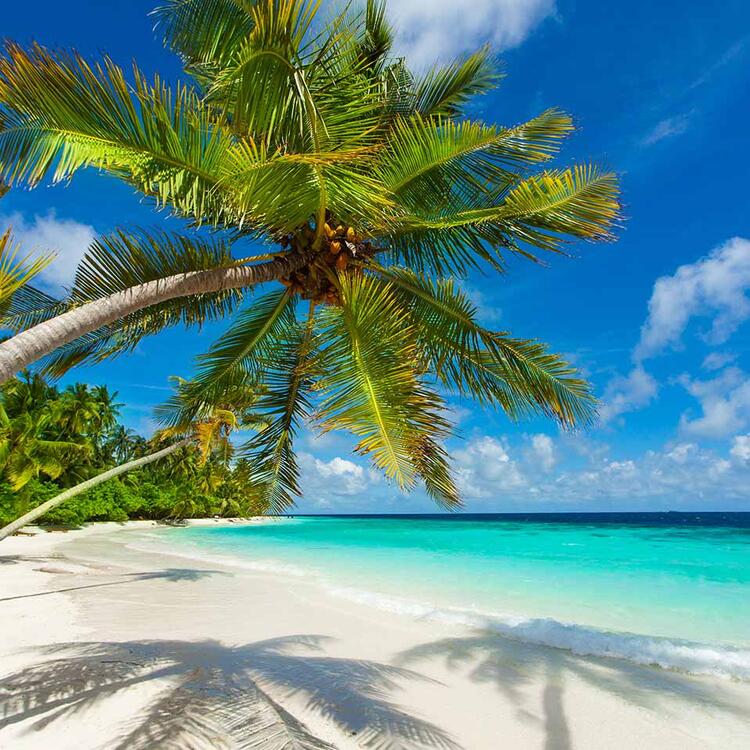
top-left (239, 307), bottom-right (317, 511)
top-left (316, 273), bottom-right (451, 488)
top-left (380, 266), bottom-right (596, 427)
top-left (0, 44), bottom-right (238, 221)
top-left (191, 288), bottom-right (297, 401)
top-left (0, 228), bottom-right (54, 314)
top-left (413, 46), bottom-right (500, 118)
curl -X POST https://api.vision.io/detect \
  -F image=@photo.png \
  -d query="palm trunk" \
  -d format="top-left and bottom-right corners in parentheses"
top-left (0, 438), bottom-right (191, 541)
top-left (0, 251), bottom-right (311, 383)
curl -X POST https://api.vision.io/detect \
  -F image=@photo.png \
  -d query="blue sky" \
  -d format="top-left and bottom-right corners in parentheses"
top-left (2, 0), bottom-right (750, 512)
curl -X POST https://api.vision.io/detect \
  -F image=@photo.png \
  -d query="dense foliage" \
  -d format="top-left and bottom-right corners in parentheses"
top-left (0, 372), bottom-right (265, 527)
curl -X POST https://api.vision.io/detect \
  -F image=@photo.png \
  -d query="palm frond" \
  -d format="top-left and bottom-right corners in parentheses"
top-left (387, 165), bottom-right (620, 272)
top-left (0, 43), bottom-right (235, 222)
top-left (0, 284), bottom-right (67, 331)
top-left (152, 0), bottom-right (254, 70)
top-left (413, 46), bottom-right (500, 118)
top-left (354, 0), bottom-right (394, 73)
top-left (410, 435), bottom-right (461, 510)
top-left (377, 109), bottom-right (575, 210)
top-left (191, 288), bottom-right (297, 401)
top-left (316, 272), bottom-right (450, 487)
top-left (0, 228), bottom-right (54, 313)
top-left (208, 0), bottom-right (321, 137)
top-left (380, 266), bottom-right (596, 428)
top-left (239, 307), bottom-right (317, 512)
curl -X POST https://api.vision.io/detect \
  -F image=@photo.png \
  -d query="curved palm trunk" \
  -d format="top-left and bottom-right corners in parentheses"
top-left (0, 438), bottom-right (191, 541)
top-left (0, 251), bottom-right (311, 383)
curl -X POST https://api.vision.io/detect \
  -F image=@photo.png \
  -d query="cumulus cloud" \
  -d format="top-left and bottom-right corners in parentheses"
top-left (679, 367), bottom-right (750, 439)
top-left (598, 366), bottom-right (658, 424)
top-left (702, 351), bottom-right (736, 371)
top-left (599, 237), bottom-right (750, 427)
top-left (546, 442), bottom-right (749, 506)
top-left (2, 210), bottom-right (96, 292)
top-left (454, 436), bottom-right (525, 498)
top-left (664, 442), bottom-right (697, 464)
top-left (635, 237), bottom-right (750, 361)
top-left (298, 452), bottom-right (371, 497)
top-left (530, 434), bottom-right (556, 472)
top-left (730, 435), bottom-right (750, 463)
top-left (641, 113), bottom-right (692, 147)
top-left (445, 431), bottom-right (750, 508)
top-left (388, 0), bottom-right (556, 68)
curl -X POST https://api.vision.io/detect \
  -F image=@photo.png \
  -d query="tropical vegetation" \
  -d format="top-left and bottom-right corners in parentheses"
top-left (0, 0), bottom-right (621, 512)
top-left (0, 372), bottom-right (267, 531)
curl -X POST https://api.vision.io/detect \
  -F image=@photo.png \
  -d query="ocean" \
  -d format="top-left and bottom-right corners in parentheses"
top-left (149, 512), bottom-right (750, 679)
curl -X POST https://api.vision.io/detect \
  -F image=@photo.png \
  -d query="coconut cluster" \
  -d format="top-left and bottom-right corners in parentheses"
top-left (279, 220), bottom-right (374, 305)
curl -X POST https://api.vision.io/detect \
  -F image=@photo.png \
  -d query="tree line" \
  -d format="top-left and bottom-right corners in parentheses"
top-left (0, 372), bottom-right (266, 528)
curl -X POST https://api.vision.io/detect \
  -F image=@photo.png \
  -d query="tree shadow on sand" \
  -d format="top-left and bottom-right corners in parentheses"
top-left (0, 568), bottom-right (228, 601)
top-left (396, 632), bottom-right (750, 750)
top-left (0, 635), bottom-right (461, 750)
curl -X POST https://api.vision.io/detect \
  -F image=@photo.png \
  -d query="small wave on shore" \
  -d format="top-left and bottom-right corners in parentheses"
top-left (127, 534), bottom-right (750, 681)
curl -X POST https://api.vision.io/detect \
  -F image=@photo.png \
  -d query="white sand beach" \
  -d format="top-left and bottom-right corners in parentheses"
top-left (1, 522), bottom-right (749, 750)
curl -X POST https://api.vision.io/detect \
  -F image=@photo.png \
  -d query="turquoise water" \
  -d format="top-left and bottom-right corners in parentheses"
top-left (155, 514), bottom-right (750, 678)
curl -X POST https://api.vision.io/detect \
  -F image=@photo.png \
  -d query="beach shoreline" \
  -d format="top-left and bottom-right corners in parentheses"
top-left (2, 522), bottom-right (749, 749)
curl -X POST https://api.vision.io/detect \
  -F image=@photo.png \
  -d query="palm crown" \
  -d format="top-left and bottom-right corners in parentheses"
top-left (0, 0), bottom-right (621, 510)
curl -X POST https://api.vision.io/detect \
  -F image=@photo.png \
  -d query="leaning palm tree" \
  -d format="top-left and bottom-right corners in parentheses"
top-left (0, 0), bottom-right (620, 509)
top-left (0, 377), bottom-right (261, 541)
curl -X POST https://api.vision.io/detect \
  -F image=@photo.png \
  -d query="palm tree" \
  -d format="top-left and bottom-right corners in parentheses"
top-left (0, 377), bottom-right (261, 540)
top-left (0, 1), bottom-right (620, 510)
top-left (0, 401), bottom-right (90, 491)
top-left (107, 424), bottom-right (139, 463)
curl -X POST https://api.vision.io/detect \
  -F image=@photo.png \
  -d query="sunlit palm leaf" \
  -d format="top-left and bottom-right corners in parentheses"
top-left (0, 44), bottom-right (238, 222)
top-left (192, 288), bottom-right (297, 401)
top-left (380, 266), bottom-right (596, 427)
top-left (0, 228), bottom-right (54, 314)
top-left (316, 273), bottom-right (450, 488)
top-left (413, 46), bottom-right (500, 118)
top-left (239, 309), bottom-right (316, 512)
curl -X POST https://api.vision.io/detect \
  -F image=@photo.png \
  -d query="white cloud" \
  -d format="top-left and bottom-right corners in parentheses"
top-left (454, 436), bottom-right (525, 498)
top-left (388, 0), bottom-right (556, 68)
top-left (530, 434), bottom-right (556, 472)
top-left (679, 367), bottom-right (750, 439)
top-left (702, 351), bottom-right (736, 371)
top-left (2, 210), bottom-right (96, 292)
top-left (730, 435), bottom-right (750, 463)
top-left (598, 366), bottom-right (658, 424)
top-left (299, 452), bottom-right (370, 497)
top-left (641, 113), bottom-right (691, 147)
top-left (665, 442), bottom-right (697, 464)
top-left (635, 237), bottom-right (750, 361)
top-left (546, 441), bottom-right (750, 506)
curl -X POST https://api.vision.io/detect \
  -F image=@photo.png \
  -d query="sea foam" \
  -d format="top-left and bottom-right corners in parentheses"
top-left (329, 585), bottom-right (750, 680)
top-left (127, 535), bottom-right (750, 681)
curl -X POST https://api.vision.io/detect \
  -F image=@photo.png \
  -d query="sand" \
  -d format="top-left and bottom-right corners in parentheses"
top-left (1, 521), bottom-right (749, 750)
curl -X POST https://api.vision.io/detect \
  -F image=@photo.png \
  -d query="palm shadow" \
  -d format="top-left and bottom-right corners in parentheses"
top-left (0, 635), bottom-right (461, 750)
top-left (0, 568), bottom-right (227, 601)
top-left (396, 632), bottom-right (750, 750)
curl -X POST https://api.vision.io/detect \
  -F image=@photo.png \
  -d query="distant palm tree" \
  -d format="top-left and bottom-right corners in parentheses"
top-left (0, 378), bottom-right (262, 540)
top-left (107, 424), bottom-right (139, 463)
top-left (0, 1), bottom-right (621, 510)
top-left (0, 401), bottom-right (90, 490)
